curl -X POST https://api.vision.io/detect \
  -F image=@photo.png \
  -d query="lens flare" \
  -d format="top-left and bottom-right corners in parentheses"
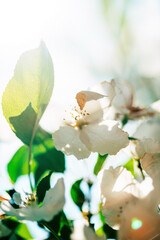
top-left (131, 218), bottom-right (143, 230)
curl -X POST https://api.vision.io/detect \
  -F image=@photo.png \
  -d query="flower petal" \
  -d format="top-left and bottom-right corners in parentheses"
top-left (133, 118), bottom-right (160, 142)
top-left (98, 167), bottom-right (140, 229)
top-left (141, 153), bottom-right (160, 182)
top-left (90, 80), bottom-right (115, 102)
top-left (125, 138), bottom-right (160, 159)
top-left (80, 121), bottom-right (129, 155)
top-left (118, 199), bottom-right (160, 240)
top-left (76, 90), bottom-right (113, 123)
top-left (38, 178), bottom-right (65, 221)
top-left (53, 125), bottom-right (90, 159)
top-left (99, 167), bottom-right (159, 239)
top-left (1, 178), bottom-right (65, 222)
top-left (1, 200), bottom-right (39, 221)
top-left (76, 91), bottom-right (105, 110)
top-left (112, 79), bottom-right (133, 114)
top-left (150, 99), bottom-right (160, 112)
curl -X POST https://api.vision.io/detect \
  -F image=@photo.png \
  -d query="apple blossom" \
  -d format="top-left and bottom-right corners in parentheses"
top-left (141, 153), bottom-right (160, 196)
top-left (98, 166), bottom-right (160, 240)
top-left (52, 83), bottom-right (129, 159)
top-left (0, 178), bottom-right (65, 222)
top-left (94, 80), bottom-right (160, 120)
top-left (133, 117), bottom-right (160, 142)
top-left (125, 138), bottom-right (160, 160)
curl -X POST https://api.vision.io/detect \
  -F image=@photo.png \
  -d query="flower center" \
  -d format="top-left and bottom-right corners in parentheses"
top-left (64, 105), bottom-right (90, 129)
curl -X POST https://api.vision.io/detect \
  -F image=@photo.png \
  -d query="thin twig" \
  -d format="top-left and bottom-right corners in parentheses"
top-left (41, 221), bottom-right (63, 240)
top-left (28, 114), bottom-right (39, 192)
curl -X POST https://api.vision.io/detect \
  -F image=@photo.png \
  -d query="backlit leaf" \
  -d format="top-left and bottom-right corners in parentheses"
top-left (2, 42), bottom-right (54, 145)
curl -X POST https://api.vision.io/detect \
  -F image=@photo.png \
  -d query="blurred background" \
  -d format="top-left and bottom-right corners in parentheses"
top-left (0, 0), bottom-right (160, 238)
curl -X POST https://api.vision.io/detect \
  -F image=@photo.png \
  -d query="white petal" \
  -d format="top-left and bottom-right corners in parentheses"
top-left (39, 178), bottom-right (65, 222)
top-left (150, 99), bottom-right (160, 112)
top-left (80, 121), bottom-right (129, 155)
top-left (98, 167), bottom-right (140, 229)
top-left (133, 118), bottom-right (160, 142)
top-left (0, 200), bottom-right (38, 221)
top-left (83, 99), bottom-right (104, 123)
top-left (76, 91), bottom-right (105, 110)
top-left (53, 125), bottom-right (90, 159)
top-left (118, 199), bottom-right (160, 240)
top-left (141, 153), bottom-right (160, 183)
top-left (90, 80), bottom-right (115, 103)
top-left (76, 91), bottom-right (113, 123)
top-left (112, 79), bottom-right (133, 113)
top-left (136, 139), bottom-right (160, 158)
top-left (125, 138), bottom-right (160, 159)
top-left (1, 179), bottom-right (65, 222)
top-left (13, 192), bottom-right (22, 205)
top-left (99, 167), bottom-right (159, 239)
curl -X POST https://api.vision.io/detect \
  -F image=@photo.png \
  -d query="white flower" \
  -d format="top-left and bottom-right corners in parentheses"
top-left (0, 178), bottom-right (65, 222)
top-left (133, 117), bottom-right (160, 142)
top-left (125, 138), bottom-right (160, 160)
top-left (53, 83), bottom-right (129, 159)
top-left (97, 79), bottom-right (159, 120)
top-left (98, 166), bottom-right (160, 240)
top-left (111, 79), bottom-right (134, 116)
top-left (71, 221), bottom-right (105, 240)
top-left (141, 153), bottom-right (160, 195)
top-left (124, 116), bottom-right (160, 161)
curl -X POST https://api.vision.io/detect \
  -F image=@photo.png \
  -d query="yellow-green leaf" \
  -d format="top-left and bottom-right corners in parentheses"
top-left (2, 42), bottom-right (54, 145)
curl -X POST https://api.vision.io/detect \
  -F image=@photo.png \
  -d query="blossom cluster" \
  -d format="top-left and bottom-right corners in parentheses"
top-left (1, 75), bottom-right (160, 239)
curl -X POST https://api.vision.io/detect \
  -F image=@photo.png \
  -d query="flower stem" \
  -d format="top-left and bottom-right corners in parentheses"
top-left (128, 136), bottom-right (138, 140)
top-left (28, 114), bottom-right (39, 192)
top-left (41, 221), bottom-right (63, 240)
top-left (137, 159), bottom-right (145, 180)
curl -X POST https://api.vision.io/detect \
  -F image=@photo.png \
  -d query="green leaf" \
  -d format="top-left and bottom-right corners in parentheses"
top-left (70, 179), bottom-right (85, 210)
top-left (9, 234), bottom-right (25, 240)
top-left (59, 212), bottom-right (72, 239)
top-left (36, 171), bottom-right (52, 204)
top-left (94, 154), bottom-right (108, 176)
top-left (33, 127), bottom-right (65, 184)
top-left (124, 158), bottom-right (135, 177)
top-left (15, 223), bottom-right (33, 239)
top-left (2, 42), bottom-right (54, 145)
top-left (2, 218), bottom-right (19, 230)
top-left (2, 218), bottom-right (33, 239)
top-left (7, 127), bottom-right (65, 185)
top-left (7, 145), bottom-right (36, 183)
top-left (34, 141), bottom-right (65, 184)
top-left (34, 126), bottom-right (52, 145)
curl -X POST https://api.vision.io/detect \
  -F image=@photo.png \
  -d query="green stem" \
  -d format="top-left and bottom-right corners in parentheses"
top-left (28, 114), bottom-right (39, 192)
top-left (122, 115), bottom-right (128, 127)
top-left (128, 136), bottom-right (138, 141)
top-left (137, 159), bottom-right (145, 180)
top-left (41, 222), bottom-right (63, 240)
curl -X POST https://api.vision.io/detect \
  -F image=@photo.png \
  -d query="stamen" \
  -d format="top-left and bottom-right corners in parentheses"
top-left (0, 196), bottom-right (9, 202)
